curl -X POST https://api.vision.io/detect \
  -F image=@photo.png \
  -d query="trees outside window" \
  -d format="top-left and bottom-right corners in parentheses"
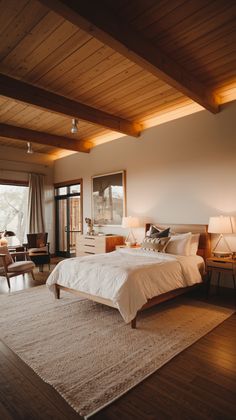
top-left (0, 184), bottom-right (28, 245)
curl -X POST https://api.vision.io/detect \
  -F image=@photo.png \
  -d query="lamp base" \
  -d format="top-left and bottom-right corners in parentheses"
top-left (212, 251), bottom-right (232, 258)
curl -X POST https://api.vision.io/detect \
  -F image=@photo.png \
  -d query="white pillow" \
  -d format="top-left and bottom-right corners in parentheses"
top-left (190, 233), bottom-right (200, 255)
top-left (165, 232), bottom-right (192, 256)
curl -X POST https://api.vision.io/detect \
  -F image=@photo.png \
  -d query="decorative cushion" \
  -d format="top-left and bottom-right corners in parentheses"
top-left (0, 246), bottom-right (13, 266)
top-left (165, 232), bottom-right (192, 256)
top-left (190, 233), bottom-right (200, 255)
top-left (8, 261), bottom-right (35, 272)
top-left (29, 246), bottom-right (48, 254)
top-left (147, 225), bottom-right (170, 238)
top-left (141, 236), bottom-right (170, 252)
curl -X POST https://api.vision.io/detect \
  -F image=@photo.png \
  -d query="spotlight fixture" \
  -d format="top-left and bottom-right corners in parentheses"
top-left (71, 118), bottom-right (78, 134)
top-left (27, 142), bottom-right (33, 154)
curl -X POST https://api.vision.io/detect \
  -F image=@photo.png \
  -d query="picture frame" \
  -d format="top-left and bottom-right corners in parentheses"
top-left (92, 170), bottom-right (126, 226)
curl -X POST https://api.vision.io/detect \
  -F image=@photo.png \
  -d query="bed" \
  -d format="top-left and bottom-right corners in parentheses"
top-left (47, 223), bottom-right (210, 328)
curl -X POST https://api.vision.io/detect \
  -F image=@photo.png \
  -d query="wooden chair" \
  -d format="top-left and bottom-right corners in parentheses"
top-left (26, 233), bottom-right (50, 272)
top-left (0, 245), bottom-right (35, 289)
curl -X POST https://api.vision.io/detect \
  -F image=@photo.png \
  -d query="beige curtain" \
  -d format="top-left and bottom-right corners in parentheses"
top-left (27, 173), bottom-right (45, 233)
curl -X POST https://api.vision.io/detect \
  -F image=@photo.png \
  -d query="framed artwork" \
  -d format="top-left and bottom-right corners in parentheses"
top-left (92, 170), bottom-right (126, 226)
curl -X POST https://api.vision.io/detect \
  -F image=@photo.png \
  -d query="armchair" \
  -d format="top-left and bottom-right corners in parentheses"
top-left (26, 233), bottom-right (50, 272)
top-left (0, 245), bottom-right (35, 289)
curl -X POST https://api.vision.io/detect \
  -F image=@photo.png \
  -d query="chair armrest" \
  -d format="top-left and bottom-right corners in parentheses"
top-left (10, 251), bottom-right (29, 257)
top-left (10, 251), bottom-right (30, 261)
top-left (0, 254), bottom-right (8, 271)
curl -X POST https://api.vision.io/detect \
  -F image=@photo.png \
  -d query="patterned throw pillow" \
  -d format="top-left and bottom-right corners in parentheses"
top-left (141, 236), bottom-right (170, 252)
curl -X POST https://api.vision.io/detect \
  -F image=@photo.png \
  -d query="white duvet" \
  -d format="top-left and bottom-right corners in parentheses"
top-left (47, 248), bottom-right (204, 323)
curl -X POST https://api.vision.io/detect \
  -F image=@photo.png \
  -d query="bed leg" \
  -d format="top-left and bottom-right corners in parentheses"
top-left (55, 285), bottom-right (60, 299)
top-left (131, 316), bottom-right (137, 329)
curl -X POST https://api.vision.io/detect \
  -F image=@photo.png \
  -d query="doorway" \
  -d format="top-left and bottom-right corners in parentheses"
top-left (55, 181), bottom-right (82, 257)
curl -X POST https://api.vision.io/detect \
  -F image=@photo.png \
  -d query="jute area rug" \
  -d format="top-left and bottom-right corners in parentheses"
top-left (0, 286), bottom-right (234, 418)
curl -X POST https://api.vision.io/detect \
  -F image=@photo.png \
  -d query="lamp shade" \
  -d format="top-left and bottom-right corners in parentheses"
top-left (2, 230), bottom-right (15, 238)
top-left (122, 216), bottom-right (140, 229)
top-left (208, 216), bottom-right (233, 234)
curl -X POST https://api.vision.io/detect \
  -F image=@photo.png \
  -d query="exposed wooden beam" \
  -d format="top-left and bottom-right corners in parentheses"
top-left (39, 0), bottom-right (220, 113)
top-left (0, 74), bottom-right (142, 137)
top-left (0, 123), bottom-right (92, 153)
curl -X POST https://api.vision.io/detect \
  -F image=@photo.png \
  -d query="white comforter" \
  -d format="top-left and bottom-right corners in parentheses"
top-left (47, 248), bottom-right (204, 323)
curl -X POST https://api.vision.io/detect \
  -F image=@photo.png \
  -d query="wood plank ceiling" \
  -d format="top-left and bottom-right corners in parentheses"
top-left (0, 0), bottom-right (235, 158)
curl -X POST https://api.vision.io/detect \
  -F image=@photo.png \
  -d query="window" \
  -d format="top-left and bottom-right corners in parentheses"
top-left (54, 180), bottom-right (82, 257)
top-left (0, 183), bottom-right (28, 245)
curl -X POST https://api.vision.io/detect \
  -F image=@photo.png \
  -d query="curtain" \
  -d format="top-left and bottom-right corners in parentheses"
top-left (27, 173), bottom-right (45, 233)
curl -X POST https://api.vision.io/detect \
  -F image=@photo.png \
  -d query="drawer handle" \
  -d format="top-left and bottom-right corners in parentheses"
top-left (84, 251), bottom-right (95, 254)
top-left (84, 244), bottom-right (95, 248)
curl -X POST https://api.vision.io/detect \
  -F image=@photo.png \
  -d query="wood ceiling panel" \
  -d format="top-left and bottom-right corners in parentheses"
top-left (106, 0), bottom-right (236, 91)
top-left (38, 41), bottom-right (114, 92)
top-left (0, 98), bottom-right (109, 142)
top-left (0, 0), bottom-right (235, 156)
top-left (0, 0), bottom-right (48, 61)
top-left (0, 136), bottom-right (64, 155)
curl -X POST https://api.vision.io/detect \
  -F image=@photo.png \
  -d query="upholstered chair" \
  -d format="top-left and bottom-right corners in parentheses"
top-left (0, 246), bottom-right (35, 289)
top-left (26, 233), bottom-right (50, 272)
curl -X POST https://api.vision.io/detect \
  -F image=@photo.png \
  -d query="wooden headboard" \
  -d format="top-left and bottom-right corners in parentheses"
top-left (145, 223), bottom-right (211, 260)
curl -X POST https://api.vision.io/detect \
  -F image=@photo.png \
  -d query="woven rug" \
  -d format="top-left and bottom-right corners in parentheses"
top-left (0, 286), bottom-right (234, 418)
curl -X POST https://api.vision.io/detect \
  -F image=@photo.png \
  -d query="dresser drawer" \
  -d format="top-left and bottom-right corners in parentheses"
top-left (76, 235), bottom-right (123, 256)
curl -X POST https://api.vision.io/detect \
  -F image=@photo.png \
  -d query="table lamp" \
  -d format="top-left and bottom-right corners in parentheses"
top-left (208, 216), bottom-right (233, 257)
top-left (122, 216), bottom-right (140, 246)
top-left (0, 230), bottom-right (15, 246)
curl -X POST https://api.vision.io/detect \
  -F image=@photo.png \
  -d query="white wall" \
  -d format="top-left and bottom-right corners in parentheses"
top-left (54, 101), bottom-right (236, 287)
top-left (0, 146), bottom-right (55, 252)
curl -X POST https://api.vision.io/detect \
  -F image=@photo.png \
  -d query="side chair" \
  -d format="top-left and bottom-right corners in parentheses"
top-left (0, 245), bottom-right (35, 289)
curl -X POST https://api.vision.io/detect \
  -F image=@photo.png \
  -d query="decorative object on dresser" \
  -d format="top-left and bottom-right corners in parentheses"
top-left (85, 217), bottom-right (95, 235)
top-left (122, 216), bottom-right (140, 246)
top-left (92, 170), bottom-right (126, 226)
top-left (208, 215), bottom-right (234, 257)
top-left (206, 257), bottom-right (236, 301)
top-left (76, 234), bottom-right (124, 256)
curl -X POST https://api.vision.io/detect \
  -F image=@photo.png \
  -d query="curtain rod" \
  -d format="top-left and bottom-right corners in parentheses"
top-left (0, 168), bottom-right (46, 176)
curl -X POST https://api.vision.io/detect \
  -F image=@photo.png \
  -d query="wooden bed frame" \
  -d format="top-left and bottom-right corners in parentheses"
top-left (55, 223), bottom-right (211, 328)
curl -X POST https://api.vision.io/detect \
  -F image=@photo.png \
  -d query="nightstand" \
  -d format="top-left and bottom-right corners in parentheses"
top-left (206, 257), bottom-right (236, 299)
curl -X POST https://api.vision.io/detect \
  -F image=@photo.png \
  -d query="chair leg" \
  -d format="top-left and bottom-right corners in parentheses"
top-left (6, 275), bottom-right (11, 289)
top-left (31, 270), bottom-right (35, 281)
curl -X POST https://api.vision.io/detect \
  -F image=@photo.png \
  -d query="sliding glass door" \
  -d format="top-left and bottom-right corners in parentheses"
top-left (55, 182), bottom-right (82, 257)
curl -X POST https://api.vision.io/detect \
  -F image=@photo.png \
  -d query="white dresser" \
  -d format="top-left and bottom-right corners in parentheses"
top-left (76, 235), bottom-right (124, 256)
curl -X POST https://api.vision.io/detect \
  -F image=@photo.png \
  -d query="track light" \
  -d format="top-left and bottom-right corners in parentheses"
top-left (27, 142), bottom-right (33, 154)
top-left (71, 118), bottom-right (78, 134)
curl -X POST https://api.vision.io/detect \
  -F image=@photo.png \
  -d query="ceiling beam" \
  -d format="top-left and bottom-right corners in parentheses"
top-left (0, 74), bottom-right (142, 137)
top-left (39, 0), bottom-right (220, 113)
top-left (0, 123), bottom-right (93, 153)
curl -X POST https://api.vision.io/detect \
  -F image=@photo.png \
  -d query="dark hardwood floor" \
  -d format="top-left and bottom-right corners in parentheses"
top-left (0, 272), bottom-right (235, 420)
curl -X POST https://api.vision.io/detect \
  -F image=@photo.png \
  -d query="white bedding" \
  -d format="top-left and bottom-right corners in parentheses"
top-left (47, 248), bottom-right (204, 323)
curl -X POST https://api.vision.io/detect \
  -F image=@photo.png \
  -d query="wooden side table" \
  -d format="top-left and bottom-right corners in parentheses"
top-left (206, 257), bottom-right (236, 300)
